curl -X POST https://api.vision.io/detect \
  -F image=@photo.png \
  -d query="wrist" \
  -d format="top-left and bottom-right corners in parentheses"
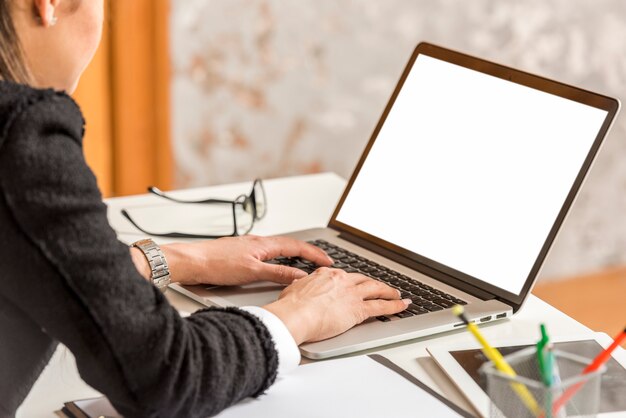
top-left (161, 243), bottom-right (205, 285)
top-left (130, 247), bottom-right (152, 281)
top-left (131, 242), bottom-right (196, 284)
top-left (263, 300), bottom-right (309, 345)
top-left (130, 239), bottom-right (172, 291)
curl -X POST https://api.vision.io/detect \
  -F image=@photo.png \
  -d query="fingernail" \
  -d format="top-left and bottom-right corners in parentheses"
top-left (396, 289), bottom-right (402, 298)
top-left (326, 256), bottom-right (334, 264)
top-left (402, 298), bottom-right (411, 306)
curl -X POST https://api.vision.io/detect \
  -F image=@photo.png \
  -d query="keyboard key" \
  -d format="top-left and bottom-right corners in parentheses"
top-left (423, 304), bottom-right (444, 312)
top-left (344, 268), bottom-right (359, 273)
top-left (440, 293), bottom-right (457, 301)
top-left (376, 315), bottom-right (391, 322)
top-left (433, 299), bottom-right (455, 308)
top-left (410, 296), bottom-right (429, 305)
top-left (407, 304), bottom-right (428, 315)
top-left (412, 290), bottom-right (431, 297)
top-left (394, 311), bottom-right (414, 319)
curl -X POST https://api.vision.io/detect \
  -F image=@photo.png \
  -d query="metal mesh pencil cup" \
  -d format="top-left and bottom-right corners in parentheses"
top-left (479, 347), bottom-right (605, 418)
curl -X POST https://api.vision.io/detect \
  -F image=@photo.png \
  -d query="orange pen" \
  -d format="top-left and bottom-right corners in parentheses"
top-left (551, 327), bottom-right (626, 416)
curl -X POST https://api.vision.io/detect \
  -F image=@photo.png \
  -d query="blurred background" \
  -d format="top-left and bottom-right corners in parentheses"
top-left (75, 0), bottom-right (626, 341)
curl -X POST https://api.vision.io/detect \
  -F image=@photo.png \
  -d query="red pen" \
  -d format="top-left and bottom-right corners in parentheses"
top-left (551, 327), bottom-right (626, 415)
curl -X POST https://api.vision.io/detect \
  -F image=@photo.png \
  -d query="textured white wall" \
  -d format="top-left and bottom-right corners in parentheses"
top-left (170, 0), bottom-right (626, 280)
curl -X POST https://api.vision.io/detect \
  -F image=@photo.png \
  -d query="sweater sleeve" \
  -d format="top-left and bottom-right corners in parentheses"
top-left (0, 92), bottom-right (278, 418)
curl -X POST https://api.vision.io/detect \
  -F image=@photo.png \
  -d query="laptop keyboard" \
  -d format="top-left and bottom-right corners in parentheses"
top-left (268, 239), bottom-right (466, 321)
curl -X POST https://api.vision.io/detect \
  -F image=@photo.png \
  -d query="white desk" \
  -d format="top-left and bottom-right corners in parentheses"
top-left (17, 173), bottom-right (600, 417)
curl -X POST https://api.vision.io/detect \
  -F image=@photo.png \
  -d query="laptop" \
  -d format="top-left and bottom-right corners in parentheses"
top-left (172, 43), bottom-right (620, 359)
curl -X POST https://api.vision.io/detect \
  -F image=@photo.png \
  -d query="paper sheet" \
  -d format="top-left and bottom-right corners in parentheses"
top-left (72, 397), bottom-right (117, 417)
top-left (216, 355), bottom-right (466, 418)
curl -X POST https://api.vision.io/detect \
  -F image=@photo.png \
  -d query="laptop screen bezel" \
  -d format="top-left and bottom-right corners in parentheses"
top-left (328, 42), bottom-right (620, 309)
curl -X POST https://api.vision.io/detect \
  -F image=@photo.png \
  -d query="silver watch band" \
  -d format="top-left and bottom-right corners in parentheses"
top-left (131, 239), bottom-right (171, 292)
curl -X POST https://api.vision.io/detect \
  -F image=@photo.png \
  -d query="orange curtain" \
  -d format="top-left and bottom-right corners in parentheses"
top-left (73, 0), bottom-right (173, 197)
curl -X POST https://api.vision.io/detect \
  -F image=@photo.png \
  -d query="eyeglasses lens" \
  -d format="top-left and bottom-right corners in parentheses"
top-left (253, 180), bottom-right (267, 219)
top-left (234, 195), bottom-right (255, 236)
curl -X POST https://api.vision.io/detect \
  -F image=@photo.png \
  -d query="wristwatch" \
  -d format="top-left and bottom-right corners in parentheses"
top-left (131, 239), bottom-right (171, 292)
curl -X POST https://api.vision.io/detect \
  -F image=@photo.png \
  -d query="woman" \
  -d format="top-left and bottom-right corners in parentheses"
top-left (0, 1), bottom-right (410, 417)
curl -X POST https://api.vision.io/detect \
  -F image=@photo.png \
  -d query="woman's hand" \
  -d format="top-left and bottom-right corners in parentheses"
top-left (263, 268), bottom-right (411, 345)
top-left (158, 235), bottom-right (334, 286)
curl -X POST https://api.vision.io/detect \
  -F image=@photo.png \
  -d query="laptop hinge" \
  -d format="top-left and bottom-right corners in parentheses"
top-left (337, 230), bottom-right (495, 301)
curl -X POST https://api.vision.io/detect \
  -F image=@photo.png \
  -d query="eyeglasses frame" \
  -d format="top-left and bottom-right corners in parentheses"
top-left (121, 179), bottom-right (267, 239)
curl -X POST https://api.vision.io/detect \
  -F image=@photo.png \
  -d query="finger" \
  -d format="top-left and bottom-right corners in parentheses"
top-left (257, 262), bottom-right (308, 285)
top-left (263, 236), bottom-right (334, 266)
top-left (363, 299), bottom-right (411, 318)
top-left (357, 280), bottom-right (402, 300)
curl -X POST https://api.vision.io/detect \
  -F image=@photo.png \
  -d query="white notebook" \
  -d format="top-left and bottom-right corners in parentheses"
top-left (216, 354), bottom-right (469, 418)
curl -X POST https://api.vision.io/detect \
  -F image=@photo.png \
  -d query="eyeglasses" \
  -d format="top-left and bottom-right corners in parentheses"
top-left (121, 179), bottom-right (267, 239)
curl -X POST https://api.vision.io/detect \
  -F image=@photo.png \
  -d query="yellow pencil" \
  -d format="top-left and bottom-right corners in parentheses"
top-left (452, 305), bottom-right (543, 417)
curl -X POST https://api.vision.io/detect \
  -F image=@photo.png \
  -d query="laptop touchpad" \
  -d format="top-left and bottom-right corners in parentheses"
top-left (188, 281), bottom-right (284, 308)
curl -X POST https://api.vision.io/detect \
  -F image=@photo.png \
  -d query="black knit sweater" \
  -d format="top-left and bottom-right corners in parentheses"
top-left (0, 81), bottom-right (278, 418)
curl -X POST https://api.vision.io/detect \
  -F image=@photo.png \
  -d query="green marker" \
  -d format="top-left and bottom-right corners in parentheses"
top-left (537, 324), bottom-right (554, 418)
top-left (537, 324), bottom-right (552, 387)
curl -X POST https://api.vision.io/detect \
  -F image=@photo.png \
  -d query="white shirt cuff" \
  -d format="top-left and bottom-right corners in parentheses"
top-left (240, 306), bottom-right (301, 375)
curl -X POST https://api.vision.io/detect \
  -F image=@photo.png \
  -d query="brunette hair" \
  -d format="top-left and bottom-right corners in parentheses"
top-left (0, 0), bottom-right (30, 83)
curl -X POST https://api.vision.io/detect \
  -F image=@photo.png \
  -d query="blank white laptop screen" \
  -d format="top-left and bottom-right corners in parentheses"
top-left (336, 54), bottom-right (608, 295)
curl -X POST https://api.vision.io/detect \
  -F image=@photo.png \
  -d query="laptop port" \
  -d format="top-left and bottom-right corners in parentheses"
top-left (479, 316), bottom-right (492, 323)
top-left (496, 313), bottom-right (507, 319)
